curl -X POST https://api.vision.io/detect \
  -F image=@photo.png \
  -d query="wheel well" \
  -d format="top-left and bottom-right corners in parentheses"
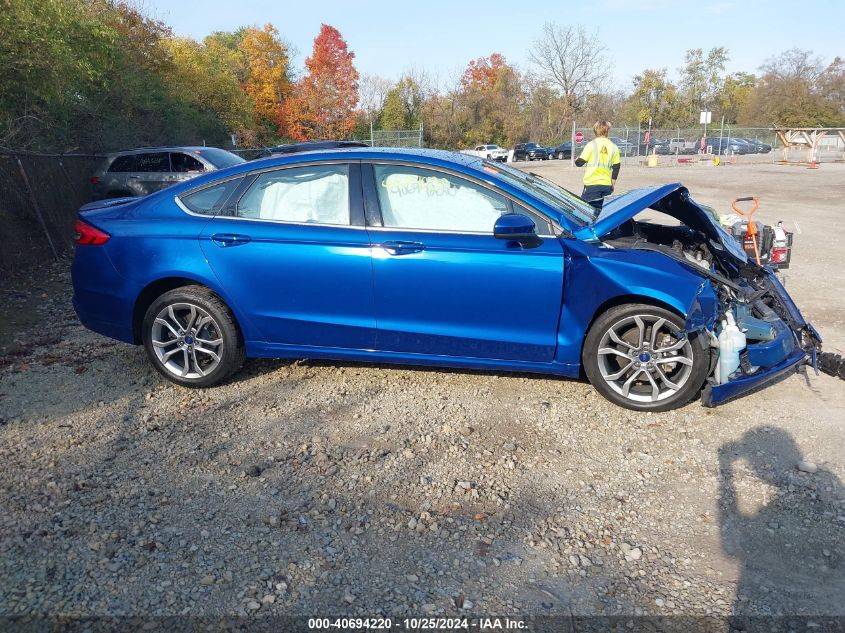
top-left (132, 278), bottom-right (212, 343)
top-left (587, 295), bottom-right (684, 332)
top-left (573, 294), bottom-right (687, 378)
top-left (581, 294), bottom-right (684, 356)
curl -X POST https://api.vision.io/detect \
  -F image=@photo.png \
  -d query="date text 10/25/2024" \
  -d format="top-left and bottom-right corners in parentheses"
top-left (307, 617), bottom-right (527, 630)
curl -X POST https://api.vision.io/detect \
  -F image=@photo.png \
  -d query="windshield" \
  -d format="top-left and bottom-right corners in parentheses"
top-left (197, 148), bottom-right (245, 169)
top-left (483, 161), bottom-right (596, 225)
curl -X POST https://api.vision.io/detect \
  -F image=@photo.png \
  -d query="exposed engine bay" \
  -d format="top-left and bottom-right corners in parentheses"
top-left (600, 207), bottom-right (822, 404)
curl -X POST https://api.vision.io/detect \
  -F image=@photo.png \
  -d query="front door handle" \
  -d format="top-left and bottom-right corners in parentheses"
top-left (381, 240), bottom-right (425, 255)
top-left (211, 233), bottom-right (251, 247)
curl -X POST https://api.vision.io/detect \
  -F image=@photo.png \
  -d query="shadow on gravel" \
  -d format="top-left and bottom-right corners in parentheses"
top-left (718, 426), bottom-right (845, 629)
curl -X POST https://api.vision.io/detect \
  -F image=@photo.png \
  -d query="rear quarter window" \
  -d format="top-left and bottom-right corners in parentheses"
top-left (108, 155), bottom-right (136, 172)
top-left (179, 178), bottom-right (242, 215)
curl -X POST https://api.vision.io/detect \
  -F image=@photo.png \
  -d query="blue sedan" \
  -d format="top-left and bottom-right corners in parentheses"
top-left (71, 146), bottom-right (821, 411)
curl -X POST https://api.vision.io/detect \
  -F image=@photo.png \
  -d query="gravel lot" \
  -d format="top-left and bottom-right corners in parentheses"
top-left (1, 162), bottom-right (844, 629)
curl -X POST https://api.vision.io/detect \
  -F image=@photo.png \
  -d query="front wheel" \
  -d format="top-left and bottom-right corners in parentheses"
top-left (142, 286), bottom-right (245, 388)
top-left (582, 304), bottom-right (710, 411)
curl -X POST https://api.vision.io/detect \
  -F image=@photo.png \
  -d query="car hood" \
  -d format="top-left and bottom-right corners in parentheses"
top-left (573, 183), bottom-right (748, 264)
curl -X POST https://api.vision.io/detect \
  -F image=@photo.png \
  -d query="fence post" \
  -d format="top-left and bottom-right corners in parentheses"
top-left (16, 156), bottom-right (59, 262)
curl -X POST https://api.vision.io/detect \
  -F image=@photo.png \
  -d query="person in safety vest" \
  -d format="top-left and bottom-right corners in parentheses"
top-left (574, 120), bottom-right (621, 210)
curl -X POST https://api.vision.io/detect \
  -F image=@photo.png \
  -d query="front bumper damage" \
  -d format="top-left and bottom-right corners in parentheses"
top-left (689, 269), bottom-right (822, 407)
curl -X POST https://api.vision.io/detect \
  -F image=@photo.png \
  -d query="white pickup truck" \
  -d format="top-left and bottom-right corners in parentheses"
top-left (460, 144), bottom-right (508, 161)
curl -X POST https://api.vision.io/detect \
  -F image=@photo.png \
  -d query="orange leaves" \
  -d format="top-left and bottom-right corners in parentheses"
top-left (280, 24), bottom-right (359, 141)
top-left (461, 53), bottom-right (509, 92)
top-left (239, 24), bottom-right (292, 123)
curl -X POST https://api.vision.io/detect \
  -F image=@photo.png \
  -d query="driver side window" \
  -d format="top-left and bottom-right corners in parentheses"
top-left (373, 164), bottom-right (508, 233)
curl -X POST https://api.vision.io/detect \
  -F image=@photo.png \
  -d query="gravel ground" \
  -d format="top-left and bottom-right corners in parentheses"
top-left (1, 163), bottom-right (844, 629)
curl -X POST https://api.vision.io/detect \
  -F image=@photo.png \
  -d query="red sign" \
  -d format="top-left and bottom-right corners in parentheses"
top-left (644, 131), bottom-right (651, 146)
top-left (575, 131), bottom-right (584, 144)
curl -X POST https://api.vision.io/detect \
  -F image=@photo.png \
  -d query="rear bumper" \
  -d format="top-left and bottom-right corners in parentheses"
top-left (71, 246), bottom-right (138, 344)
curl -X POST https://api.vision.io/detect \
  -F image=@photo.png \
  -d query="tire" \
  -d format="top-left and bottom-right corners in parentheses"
top-left (557, 152), bottom-right (564, 160)
top-left (141, 285), bottom-right (245, 388)
top-left (582, 303), bottom-right (710, 412)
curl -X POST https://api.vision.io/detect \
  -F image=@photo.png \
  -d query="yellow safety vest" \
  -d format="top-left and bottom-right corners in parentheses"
top-left (579, 137), bottom-right (621, 186)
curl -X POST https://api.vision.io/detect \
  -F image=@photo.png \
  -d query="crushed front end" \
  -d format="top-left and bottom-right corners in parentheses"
top-left (697, 266), bottom-right (821, 406)
top-left (592, 185), bottom-right (823, 406)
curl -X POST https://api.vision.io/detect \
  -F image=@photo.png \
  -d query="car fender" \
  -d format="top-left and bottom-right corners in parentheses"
top-left (555, 239), bottom-right (719, 366)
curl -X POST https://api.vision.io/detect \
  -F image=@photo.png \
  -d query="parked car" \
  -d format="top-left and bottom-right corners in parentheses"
top-left (708, 137), bottom-right (751, 155)
top-left (513, 143), bottom-right (550, 161)
top-left (460, 144), bottom-right (509, 161)
top-left (739, 138), bottom-right (772, 153)
top-left (71, 144), bottom-right (821, 411)
top-left (666, 138), bottom-right (698, 154)
top-left (260, 140), bottom-right (369, 158)
top-left (90, 147), bottom-right (245, 200)
top-left (608, 136), bottom-right (638, 156)
top-left (552, 142), bottom-right (578, 159)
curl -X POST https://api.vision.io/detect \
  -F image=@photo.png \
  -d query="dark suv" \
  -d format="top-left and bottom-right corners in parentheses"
top-left (90, 147), bottom-right (245, 199)
top-left (513, 143), bottom-right (550, 161)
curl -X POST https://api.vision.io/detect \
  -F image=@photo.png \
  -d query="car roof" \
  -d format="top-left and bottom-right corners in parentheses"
top-left (245, 146), bottom-right (484, 169)
top-left (108, 146), bottom-right (223, 157)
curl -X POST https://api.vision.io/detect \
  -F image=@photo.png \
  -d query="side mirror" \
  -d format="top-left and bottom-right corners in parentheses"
top-left (494, 213), bottom-right (539, 245)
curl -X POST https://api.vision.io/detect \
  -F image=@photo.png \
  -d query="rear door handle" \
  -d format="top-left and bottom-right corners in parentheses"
top-left (381, 240), bottom-right (425, 255)
top-left (211, 233), bottom-right (251, 247)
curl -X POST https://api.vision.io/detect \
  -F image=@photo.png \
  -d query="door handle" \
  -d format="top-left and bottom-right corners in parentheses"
top-left (381, 240), bottom-right (425, 255)
top-left (211, 233), bottom-right (251, 247)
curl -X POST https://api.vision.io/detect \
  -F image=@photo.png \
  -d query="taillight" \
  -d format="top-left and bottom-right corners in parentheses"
top-left (90, 176), bottom-right (99, 185)
top-left (770, 247), bottom-right (788, 264)
top-left (74, 219), bottom-right (110, 245)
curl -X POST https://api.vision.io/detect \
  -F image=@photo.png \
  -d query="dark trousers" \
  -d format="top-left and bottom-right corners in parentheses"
top-left (581, 185), bottom-right (613, 210)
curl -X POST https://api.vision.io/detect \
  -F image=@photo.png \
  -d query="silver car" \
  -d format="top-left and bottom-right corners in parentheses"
top-left (90, 146), bottom-right (245, 199)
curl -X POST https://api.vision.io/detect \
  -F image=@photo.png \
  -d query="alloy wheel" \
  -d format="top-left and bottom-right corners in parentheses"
top-left (596, 314), bottom-right (694, 404)
top-left (150, 303), bottom-right (224, 379)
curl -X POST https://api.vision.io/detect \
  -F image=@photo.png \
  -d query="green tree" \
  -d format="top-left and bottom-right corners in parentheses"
top-left (622, 69), bottom-right (683, 127)
top-left (679, 47), bottom-right (729, 120)
top-left (717, 72), bottom-right (756, 124)
top-left (380, 77), bottom-right (422, 130)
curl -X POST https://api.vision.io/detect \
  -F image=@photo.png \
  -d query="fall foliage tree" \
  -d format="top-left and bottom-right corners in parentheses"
top-left (745, 49), bottom-right (842, 126)
top-left (456, 54), bottom-right (524, 147)
top-left (238, 25), bottom-right (292, 124)
top-left (282, 24), bottom-right (359, 140)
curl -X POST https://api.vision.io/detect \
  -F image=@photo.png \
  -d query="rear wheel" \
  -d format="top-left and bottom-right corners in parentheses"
top-left (582, 304), bottom-right (709, 411)
top-left (142, 286), bottom-right (245, 388)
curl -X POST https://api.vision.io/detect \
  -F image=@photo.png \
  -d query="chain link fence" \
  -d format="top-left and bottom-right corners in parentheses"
top-left (0, 153), bottom-right (102, 275)
top-left (359, 126), bottom-right (424, 148)
top-left (563, 124), bottom-right (782, 166)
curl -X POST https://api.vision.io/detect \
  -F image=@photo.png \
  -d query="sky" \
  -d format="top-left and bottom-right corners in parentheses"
top-left (142, 0), bottom-right (845, 89)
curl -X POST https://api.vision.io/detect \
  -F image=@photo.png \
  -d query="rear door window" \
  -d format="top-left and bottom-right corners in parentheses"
top-left (135, 153), bottom-right (171, 172)
top-left (236, 164), bottom-right (350, 225)
top-left (108, 155), bottom-right (137, 172)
